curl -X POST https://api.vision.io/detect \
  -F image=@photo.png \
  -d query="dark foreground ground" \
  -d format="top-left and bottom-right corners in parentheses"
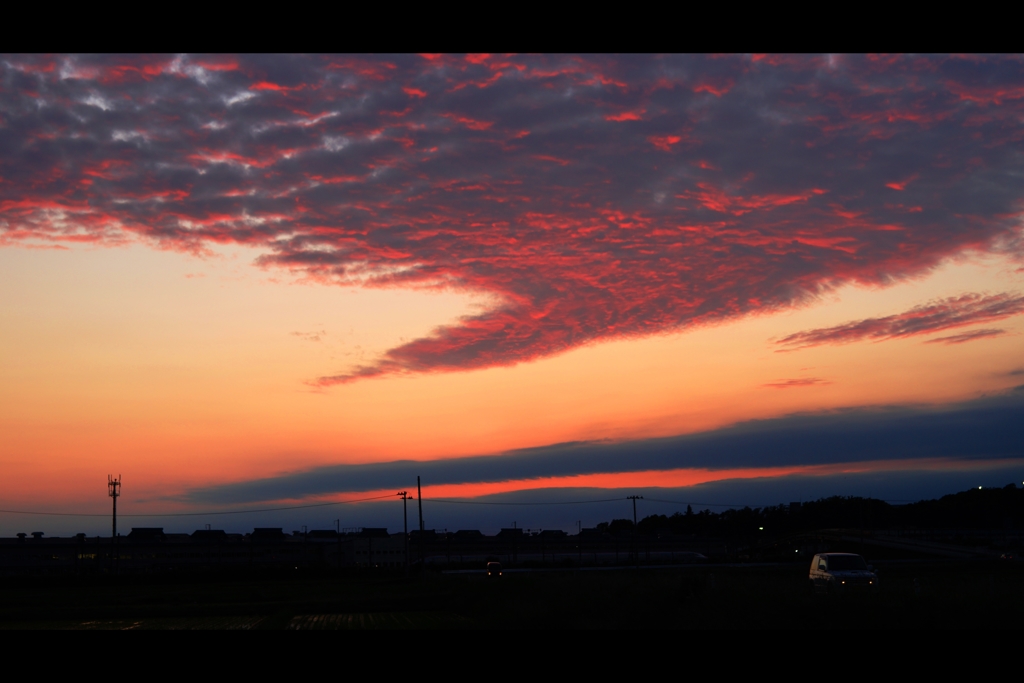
top-left (2, 560), bottom-right (1022, 629)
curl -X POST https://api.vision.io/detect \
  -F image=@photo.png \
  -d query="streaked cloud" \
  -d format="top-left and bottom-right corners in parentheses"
top-left (776, 293), bottom-right (1024, 350)
top-left (924, 328), bottom-right (1007, 345)
top-left (763, 377), bottom-right (832, 389)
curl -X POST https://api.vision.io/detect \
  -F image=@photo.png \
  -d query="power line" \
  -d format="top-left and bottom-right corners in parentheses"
top-left (428, 496), bottom-right (628, 506)
top-left (645, 497), bottom-right (752, 508)
top-left (0, 493), bottom-right (933, 519)
top-left (0, 493), bottom-right (397, 518)
top-left (645, 496), bottom-right (924, 508)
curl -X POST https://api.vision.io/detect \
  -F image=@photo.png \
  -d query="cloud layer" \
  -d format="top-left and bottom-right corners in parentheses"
top-left (3, 54), bottom-right (1023, 382)
top-left (924, 328), bottom-right (1008, 345)
top-left (184, 387), bottom-right (1024, 505)
top-left (777, 292), bottom-right (1024, 349)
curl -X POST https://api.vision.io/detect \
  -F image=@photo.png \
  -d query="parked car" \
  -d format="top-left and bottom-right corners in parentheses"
top-left (809, 553), bottom-right (878, 593)
top-left (486, 561), bottom-right (502, 577)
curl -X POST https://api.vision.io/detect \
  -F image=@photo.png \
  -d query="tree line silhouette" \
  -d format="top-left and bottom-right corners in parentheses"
top-left (596, 484), bottom-right (1024, 538)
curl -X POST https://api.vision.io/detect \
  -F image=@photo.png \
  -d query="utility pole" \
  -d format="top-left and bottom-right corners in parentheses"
top-left (417, 476), bottom-right (424, 533)
top-left (628, 495), bottom-right (643, 569)
top-left (417, 476), bottom-right (424, 572)
top-left (578, 520), bottom-right (582, 565)
top-left (335, 520), bottom-right (344, 573)
top-left (335, 519), bottom-right (341, 572)
top-left (108, 475), bottom-right (120, 574)
top-left (398, 491), bottom-right (409, 577)
top-left (859, 498), bottom-right (865, 549)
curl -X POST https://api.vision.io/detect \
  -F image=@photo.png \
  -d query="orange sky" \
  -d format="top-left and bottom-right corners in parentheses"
top-left (1, 242), bottom-right (1021, 511)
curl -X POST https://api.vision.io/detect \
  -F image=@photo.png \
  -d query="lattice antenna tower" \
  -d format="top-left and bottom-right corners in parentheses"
top-left (108, 475), bottom-right (121, 538)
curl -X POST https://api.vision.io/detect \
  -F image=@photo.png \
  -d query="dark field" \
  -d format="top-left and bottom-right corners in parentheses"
top-left (2, 560), bottom-right (1023, 629)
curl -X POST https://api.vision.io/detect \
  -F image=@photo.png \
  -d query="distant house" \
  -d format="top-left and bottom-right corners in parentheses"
top-left (538, 530), bottom-right (567, 539)
top-left (306, 530), bottom-right (338, 539)
top-left (335, 529), bottom-right (405, 568)
top-left (191, 529), bottom-right (228, 543)
top-left (453, 530), bottom-right (483, 540)
top-left (250, 528), bottom-right (287, 542)
top-left (128, 528), bottom-right (166, 543)
top-left (359, 528), bottom-right (391, 538)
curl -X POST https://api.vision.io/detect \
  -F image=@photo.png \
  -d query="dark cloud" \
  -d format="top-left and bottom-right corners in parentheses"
top-left (777, 293), bottom-right (1024, 350)
top-left (3, 55), bottom-right (1024, 382)
top-left (290, 330), bottom-right (325, 342)
top-left (183, 388), bottom-right (1024, 505)
top-left (925, 328), bottom-right (1007, 345)
top-left (763, 377), bottom-right (831, 388)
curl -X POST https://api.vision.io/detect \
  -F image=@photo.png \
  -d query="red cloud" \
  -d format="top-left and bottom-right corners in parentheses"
top-left (923, 328), bottom-right (1007, 345)
top-left (676, 184), bottom-right (826, 216)
top-left (605, 111), bottom-right (644, 122)
top-left (2, 55), bottom-right (1023, 385)
top-left (191, 58), bottom-right (239, 72)
top-left (693, 79), bottom-right (733, 97)
top-left (649, 135), bottom-right (682, 151)
top-left (777, 294), bottom-right (1024, 350)
top-left (442, 113), bottom-right (493, 130)
top-left (885, 174), bottom-right (919, 191)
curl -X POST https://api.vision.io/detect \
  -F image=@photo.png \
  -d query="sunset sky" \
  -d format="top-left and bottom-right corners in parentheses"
top-left (1, 54), bottom-right (1022, 535)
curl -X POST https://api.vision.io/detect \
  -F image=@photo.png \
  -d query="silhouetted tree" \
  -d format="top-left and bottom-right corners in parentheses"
top-left (607, 519), bottom-right (634, 536)
top-left (589, 485), bottom-right (1023, 539)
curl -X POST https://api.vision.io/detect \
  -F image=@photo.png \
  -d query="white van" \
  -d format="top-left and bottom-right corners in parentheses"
top-left (809, 553), bottom-right (878, 593)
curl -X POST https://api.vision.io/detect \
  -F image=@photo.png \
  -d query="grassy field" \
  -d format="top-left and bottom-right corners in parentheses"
top-left (2, 561), bottom-right (1022, 629)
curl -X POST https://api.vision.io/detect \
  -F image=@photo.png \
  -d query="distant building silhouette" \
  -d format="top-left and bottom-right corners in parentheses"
top-left (453, 530), bottom-right (483, 540)
top-left (2, 485), bottom-right (1019, 576)
top-left (128, 528), bottom-right (165, 543)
